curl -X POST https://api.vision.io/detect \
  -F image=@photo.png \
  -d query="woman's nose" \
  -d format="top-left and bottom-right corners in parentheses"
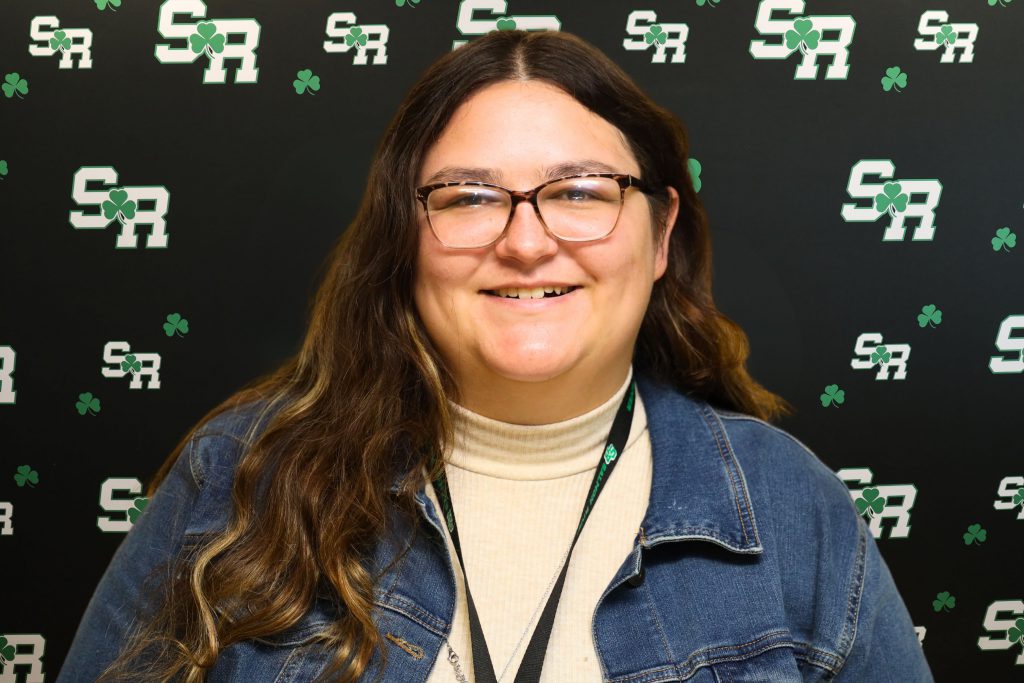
top-left (492, 199), bottom-right (559, 260)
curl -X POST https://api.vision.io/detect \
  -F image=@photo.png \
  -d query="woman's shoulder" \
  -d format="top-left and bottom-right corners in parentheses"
top-left (709, 406), bottom-right (857, 523)
top-left (185, 396), bottom-right (280, 491)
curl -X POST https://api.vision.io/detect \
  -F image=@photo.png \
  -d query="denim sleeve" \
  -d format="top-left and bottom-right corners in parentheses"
top-left (57, 436), bottom-right (203, 682)
top-left (832, 521), bottom-right (935, 682)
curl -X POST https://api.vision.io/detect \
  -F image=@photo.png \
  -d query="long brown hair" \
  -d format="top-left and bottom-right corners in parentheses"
top-left (97, 28), bottom-right (794, 683)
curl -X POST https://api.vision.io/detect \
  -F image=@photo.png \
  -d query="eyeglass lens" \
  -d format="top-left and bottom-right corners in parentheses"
top-left (425, 176), bottom-right (623, 248)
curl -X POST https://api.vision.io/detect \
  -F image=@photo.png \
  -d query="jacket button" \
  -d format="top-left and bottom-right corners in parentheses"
top-left (627, 567), bottom-right (645, 587)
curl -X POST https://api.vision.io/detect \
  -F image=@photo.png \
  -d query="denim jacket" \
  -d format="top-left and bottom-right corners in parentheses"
top-left (59, 371), bottom-right (934, 682)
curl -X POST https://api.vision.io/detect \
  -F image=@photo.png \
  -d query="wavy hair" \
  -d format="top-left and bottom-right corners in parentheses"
top-left (97, 28), bottom-right (794, 683)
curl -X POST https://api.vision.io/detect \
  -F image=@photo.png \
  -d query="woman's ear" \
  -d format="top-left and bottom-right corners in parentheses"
top-left (653, 185), bottom-right (680, 281)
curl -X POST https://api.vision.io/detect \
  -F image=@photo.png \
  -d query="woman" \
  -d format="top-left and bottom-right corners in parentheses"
top-left (59, 29), bottom-right (934, 682)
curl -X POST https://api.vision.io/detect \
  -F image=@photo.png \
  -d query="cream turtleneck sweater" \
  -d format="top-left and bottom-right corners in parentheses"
top-left (423, 366), bottom-right (653, 682)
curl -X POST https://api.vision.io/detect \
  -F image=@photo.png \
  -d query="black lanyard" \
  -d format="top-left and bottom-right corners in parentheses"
top-left (429, 379), bottom-right (636, 683)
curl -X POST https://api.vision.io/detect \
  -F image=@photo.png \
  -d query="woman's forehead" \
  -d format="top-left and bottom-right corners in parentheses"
top-left (417, 83), bottom-right (639, 186)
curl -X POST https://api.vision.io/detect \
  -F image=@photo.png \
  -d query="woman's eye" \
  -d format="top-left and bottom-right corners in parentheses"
top-left (453, 193), bottom-right (494, 207)
top-left (558, 190), bottom-right (594, 201)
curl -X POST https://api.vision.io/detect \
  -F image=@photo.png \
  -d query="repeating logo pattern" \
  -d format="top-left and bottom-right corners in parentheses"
top-left (2, 0), bottom-right (1020, 678)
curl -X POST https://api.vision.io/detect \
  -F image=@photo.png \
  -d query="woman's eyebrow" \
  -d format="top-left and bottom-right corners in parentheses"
top-left (422, 159), bottom-right (619, 186)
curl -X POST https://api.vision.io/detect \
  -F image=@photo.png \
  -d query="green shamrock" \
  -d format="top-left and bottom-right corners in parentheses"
top-left (881, 66), bottom-right (907, 93)
top-left (932, 591), bottom-right (956, 612)
top-left (164, 312), bottom-right (190, 337)
top-left (0, 160), bottom-right (7, 179)
top-left (687, 158), bottom-right (702, 193)
top-left (346, 26), bottom-right (368, 47)
top-left (50, 30), bottom-right (72, 52)
top-left (0, 636), bottom-right (16, 663)
top-left (785, 18), bottom-right (820, 54)
top-left (870, 345), bottom-right (891, 365)
top-left (934, 24), bottom-right (958, 46)
top-left (496, 17), bottom-right (517, 30)
top-left (645, 25), bottom-right (667, 45)
top-left (1013, 487), bottom-right (1023, 507)
top-left (917, 304), bottom-right (942, 328)
top-left (14, 465), bottom-right (39, 488)
top-left (855, 487), bottom-right (886, 518)
top-left (820, 384), bottom-right (845, 407)
top-left (76, 391), bottom-right (101, 415)
top-left (988, 0), bottom-right (1014, 6)
top-left (190, 21), bottom-right (226, 57)
top-left (992, 226), bottom-right (1016, 252)
top-left (293, 69), bottom-right (320, 95)
top-left (874, 181), bottom-right (909, 216)
top-left (2, 73), bottom-right (29, 99)
top-left (95, 0), bottom-right (122, 9)
top-left (121, 353), bottom-right (142, 374)
top-left (102, 188), bottom-right (137, 222)
top-left (395, 0), bottom-right (421, 6)
top-left (127, 496), bottom-right (149, 523)
top-left (963, 523), bottom-right (987, 545)
top-left (1008, 618), bottom-right (1024, 645)
top-left (696, 0), bottom-right (721, 6)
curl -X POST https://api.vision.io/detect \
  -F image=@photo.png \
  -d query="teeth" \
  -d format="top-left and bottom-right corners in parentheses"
top-left (495, 286), bottom-right (574, 299)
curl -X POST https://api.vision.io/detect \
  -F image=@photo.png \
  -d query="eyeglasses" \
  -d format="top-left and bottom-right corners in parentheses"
top-left (415, 173), bottom-right (654, 249)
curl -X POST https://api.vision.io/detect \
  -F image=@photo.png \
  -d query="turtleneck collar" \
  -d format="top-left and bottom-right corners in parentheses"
top-left (442, 364), bottom-right (647, 481)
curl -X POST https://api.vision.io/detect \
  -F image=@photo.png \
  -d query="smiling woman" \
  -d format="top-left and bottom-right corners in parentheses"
top-left (59, 28), bottom-right (933, 683)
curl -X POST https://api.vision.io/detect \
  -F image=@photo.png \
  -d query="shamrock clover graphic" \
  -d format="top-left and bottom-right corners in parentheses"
top-left (1007, 619), bottom-right (1024, 646)
top-left (127, 496), bottom-right (149, 523)
top-left (496, 18), bottom-right (517, 30)
top-left (696, 0), bottom-right (721, 6)
top-left (871, 346), bottom-right (891, 365)
top-left (687, 158), bottom-right (702, 193)
top-left (963, 523), bottom-right (987, 545)
top-left (76, 392), bottom-right (101, 415)
top-left (50, 30), bottom-right (72, 52)
top-left (988, 0), bottom-right (1014, 6)
top-left (190, 21), bottom-right (226, 58)
top-left (855, 487), bottom-right (886, 519)
top-left (0, 637), bottom-right (16, 664)
top-left (874, 182), bottom-right (909, 216)
top-left (2, 73), bottom-right (28, 99)
top-left (1013, 487), bottom-right (1023, 507)
top-left (121, 354), bottom-right (142, 374)
top-left (95, 0), bottom-right (122, 10)
top-left (645, 25), bottom-right (667, 45)
top-left (819, 384), bottom-right (845, 408)
top-left (395, 0), bottom-right (421, 6)
top-left (164, 313), bottom-right (190, 337)
top-left (881, 66), bottom-right (907, 93)
top-left (0, 160), bottom-right (7, 179)
top-left (992, 226), bottom-right (1016, 252)
top-left (346, 27), bottom-right (368, 47)
top-left (293, 69), bottom-right (320, 95)
top-left (934, 24), bottom-right (958, 46)
top-left (932, 591), bottom-right (956, 612)
top-left (917, 304), bottom-right (942, 328)
top-left (102, 188), bottom-right (137, 224)
top-left (14, 465), bottom-right (39, 488)
top-left (785, 18), bottom-right (820, 55)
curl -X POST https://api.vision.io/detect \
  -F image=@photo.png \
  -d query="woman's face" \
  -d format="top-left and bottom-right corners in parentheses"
top-left (413, 79), bottom-right (678, 397)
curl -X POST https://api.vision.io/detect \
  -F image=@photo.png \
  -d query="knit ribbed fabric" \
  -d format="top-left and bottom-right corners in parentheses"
top-left (423, 365), bottom-right (652, 682)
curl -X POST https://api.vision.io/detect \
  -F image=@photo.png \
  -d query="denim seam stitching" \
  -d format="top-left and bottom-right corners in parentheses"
top-left (698, 404), bottom-right (757, 546)
top-left (638, 569), bottom-right (679, 676)
top-left (186, 435), bottom-right (204, 491)
top-left (831, 514), bottom-right (867, 677)
top-left (607, 632), bottom-right (795, 682)
top-left (375, 594), bottom-right (448, 635)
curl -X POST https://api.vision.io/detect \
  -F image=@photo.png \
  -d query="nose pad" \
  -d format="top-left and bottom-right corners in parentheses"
top-left (501, 199), bottom-right (552, 244)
